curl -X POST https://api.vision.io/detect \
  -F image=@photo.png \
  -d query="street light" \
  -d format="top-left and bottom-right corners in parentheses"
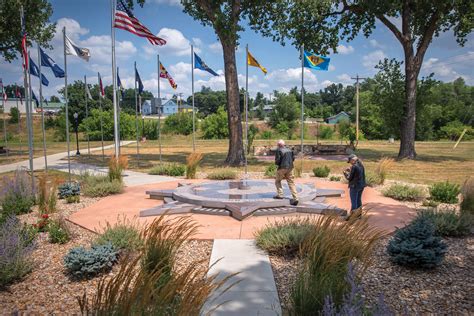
top-left (73, 112), bottom-right (80, 156)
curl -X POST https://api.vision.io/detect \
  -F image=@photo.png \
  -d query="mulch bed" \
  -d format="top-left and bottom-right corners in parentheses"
top-left (0, 197), bottom-right (213, 315)
top-left (270, 236), bottom-right (474, 314)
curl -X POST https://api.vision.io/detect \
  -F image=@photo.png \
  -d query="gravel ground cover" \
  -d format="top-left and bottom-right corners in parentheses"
top-left (0, 197), bottom-right (213, 315)
top-left (270, 236), bottom-right (474, 314)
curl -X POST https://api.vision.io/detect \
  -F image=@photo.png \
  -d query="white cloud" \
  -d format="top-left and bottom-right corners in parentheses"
top-left (152, 0), bottom-right (182, 6)
top-left (336, 44), bottom-right (354, 55)
top-left (54, 18), bottom-right (89, 42)
top-left (337, 73), bottom-right (352, 85)
top-left (362, 50), bottom-right (387, 70)
top-left (192, 37), bottom-right (203, 47)
top-left (329, 64), bottom-right (336, 71)
top-left (209, 41), bottom-right (222, 54)
top-left (369, 39), bottom-right (384, 49)
top-left (81, 35), bottom-right (137, 64)
top-left (421, 52), bottom-right (474, 83)
top-left (266, 67), bottom-right (330, 93)
top-left (154, 28), bottom-right (200, 56)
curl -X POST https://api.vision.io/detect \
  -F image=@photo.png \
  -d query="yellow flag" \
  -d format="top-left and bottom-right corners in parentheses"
top-left (247, 51), bottom-right (267, 74)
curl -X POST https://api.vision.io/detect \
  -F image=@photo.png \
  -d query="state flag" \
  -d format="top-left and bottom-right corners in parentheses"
top-left (135, 67), bottom-right (144, 95)
top-left (159, 63), bottom-right (177, 89)
top-left (303, 51), bottom-right (330, 71)
top-left (194, 53), bottom-right (218, 76)
top-left (65, 34), bottom-right (90, 61)
top-left (40, 47), bottom-right (65, 78)
top-left (247, 51), bottom-right (267, 74)
top-left (98, 73), bottom-right (105, 98)
top-left (29, 57), bottom-right (49, 86)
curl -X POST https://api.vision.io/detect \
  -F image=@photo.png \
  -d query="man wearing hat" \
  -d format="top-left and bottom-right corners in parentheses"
top-left (343, 154), bottom-right (366, 212)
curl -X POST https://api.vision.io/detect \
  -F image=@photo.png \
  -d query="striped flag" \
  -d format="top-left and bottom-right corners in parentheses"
top-left (114, 0), bottom-right (166, 46)
top-left (20, 9), bottom-right (28, 70)
top-left (98, 73), bottom-right (105, 98)
top-left (159, 62), bottom-right (177, 90)
top-left (0, 79), bottom-right (7, 102)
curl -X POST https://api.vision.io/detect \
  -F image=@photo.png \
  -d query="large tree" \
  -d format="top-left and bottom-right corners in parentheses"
top-left (0, 0), bottom-right (55, 62)
top-left (250, 0), bottom-right (473, 159)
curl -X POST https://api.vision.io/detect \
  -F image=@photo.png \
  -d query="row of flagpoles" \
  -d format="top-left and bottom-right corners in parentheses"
top-left (4, 0), bottom-right (331, 187)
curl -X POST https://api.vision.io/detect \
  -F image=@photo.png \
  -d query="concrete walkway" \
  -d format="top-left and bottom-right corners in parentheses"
top-left (203, 239), bottom-right (281, 316)
top-left (0, 141), bottom-right (135, 174)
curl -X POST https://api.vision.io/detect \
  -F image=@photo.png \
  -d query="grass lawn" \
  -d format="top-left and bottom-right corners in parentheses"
top-left (70, 134), bottom-right (473, 185)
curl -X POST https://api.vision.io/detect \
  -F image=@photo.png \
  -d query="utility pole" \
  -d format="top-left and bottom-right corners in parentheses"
top-left (351, 74), bottom-right (366, 142)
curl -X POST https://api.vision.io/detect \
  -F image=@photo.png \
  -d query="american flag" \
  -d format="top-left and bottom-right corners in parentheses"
top-left (114, 0), bottom-right (166, 46)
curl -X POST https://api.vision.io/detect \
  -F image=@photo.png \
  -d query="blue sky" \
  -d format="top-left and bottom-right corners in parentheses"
top-left (1, 0), bottom-right (473, 100)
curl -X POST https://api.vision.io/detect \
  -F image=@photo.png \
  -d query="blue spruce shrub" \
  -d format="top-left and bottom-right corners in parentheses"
top-left (58, 182), bottom-right (81, 199)
top-left (387, 217), bottom-right (447, 269)
top-left (64, 243), bottom-right (118, 278)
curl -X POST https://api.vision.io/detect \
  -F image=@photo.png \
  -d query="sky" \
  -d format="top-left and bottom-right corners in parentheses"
top-left (1, 0), bottom-right (473, 100)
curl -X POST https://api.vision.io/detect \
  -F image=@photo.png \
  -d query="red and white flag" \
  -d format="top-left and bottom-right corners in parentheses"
top-left (0, 79), bottom-right (7, 102)
top-left (114, 0), bottom-right (166, 46)
top-left (15, 86), bottom-right (23, 105)
top-left (98, 73), bottom-right (105, 98)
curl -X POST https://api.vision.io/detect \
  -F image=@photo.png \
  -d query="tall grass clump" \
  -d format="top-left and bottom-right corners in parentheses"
top-left (81, 173), bottom-right (123, 198)
top-left (94, 217), bottom-right (143, 252)
top-left (294, 164), bottom-right (303, 178)
top-left (37, 175), bottom-right (58, 214)
top-left (429, 181), bottom-right (461, 204)
top-left (382, 183), bottom-right (425, 201)
top-left (1, 169), bottom-right (36, 223)
top-left (185, 152), bottom-right (203, 179)
top-left (0, 216), bottom-right (35, 287)
top-left (78, 215), bottom-right (231, 315)
top-left (149, 163), bottom-right (186, 177)
top-left (108, 155), bottom-right (128, 183)
top-left (375, 157), bottom-right (394, 185)
top-left (255, 218), bottom-right (315, 256)
top-left (460, 178), bottom-right (474, 215)
top-left (207, 168), bottom-right (238, 180)
top-left (264, 164), bottom-right (277, 177)
top-left (289, 214), bottom-right (384, 314)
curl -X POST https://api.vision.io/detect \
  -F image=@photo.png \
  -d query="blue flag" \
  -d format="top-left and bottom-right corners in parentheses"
top-left (117, 69), bottom-right (125, 98)
top-left (303, 51), bottom-right (330, 71)
top-left (40, 48), bottom-right (65, 78)
top-left (29, 57), bottom-right (49, 86)
top-left (135, 67), bottom-right (144, 95)
top-left (194, 53), bottom-right (218, 76)
top-left (32, 90), bottom-right (39, 108)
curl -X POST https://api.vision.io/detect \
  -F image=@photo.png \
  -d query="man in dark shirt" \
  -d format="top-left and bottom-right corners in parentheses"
top-left (343, 154), bottom-right (366, 212)
top-left (274, 139), bottom-right (298, 206)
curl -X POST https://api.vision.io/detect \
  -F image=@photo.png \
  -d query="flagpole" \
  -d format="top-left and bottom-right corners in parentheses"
top-left (2, 82), bottom-right (7, 157)
top-left (245, 44), bottom-right (249, 177)
top-left (157, 55), bottom-right (162, 163)
top-left (300, 44), bottom-right (304, 172)
top-left (98, 73), bottom-right (105, 161)
top-left (134, 62), bottom-right (140, 167)
top-left (62, 27), bottom-right (72, 181)
top-left (84, 75), bottom-right (90, 157)
top-left (191, 45), bottom-right (195, 152)
top-left (116, 67), bottom-right (121, 155)
top-left (27, 51), bottom-right (35, 185)
top-left (111, 0), bottom-right (120, 158)
top-left (15, 84), bottom-right (22, 156)
top-left (37, 44), bottom-right (47, 170)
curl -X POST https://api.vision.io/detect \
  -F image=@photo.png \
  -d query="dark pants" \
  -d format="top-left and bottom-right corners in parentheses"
top-left (349, 187), bottom-right (364, 211)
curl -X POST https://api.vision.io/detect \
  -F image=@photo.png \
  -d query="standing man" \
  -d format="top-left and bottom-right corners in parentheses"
top-left (274, 139), bottom-right (299, 206)
top-left (343, 154), bottom-right (366, 212)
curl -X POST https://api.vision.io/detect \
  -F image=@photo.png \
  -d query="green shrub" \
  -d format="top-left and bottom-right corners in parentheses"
top-left (48, 218), bottom-right (71, 244)
top-left (162, 112), bottom-right (193, 135)
top-left (64, 243), bottom-right (118, 278)
top-left (260, 130), bottom-right (273, 140)
top-left (94, 219), bottom-right (142, 252)
top-left (79, 109), bottom-right (137, 141)
top-left (383, 183), bottom-right (425, 201)
top-left (429, 181), bottom-right (461, 204)
top-left (0, 216), bottom-right (35, 287)
top-left (264, 164), bottom-right (277, 177)
top-left (58, 182), bottom-right (81, 199)
top-left (66, 195), bottom-right (80, 203)
top-left (201, 106), bottom-right (228, 139)
top-left (318, 125), bottom-right (334, 139)
top-left (81, 174), bottom-right (123, 198)
top-left (9, 107), bottom-right (20, 124)
top-left (416, 209), bottom-right (471, 237)
top-left (255, 218), bottom-right (315, 256)
top-left (313, 166), bottom-right (330, 178)
top-left (387, 216), bottom-right (447, 269)
top-left (329, 175), bottom-right (341, 182)
top-left (247, 125), bottom-right (259, 155)
top-left (422, 199), bottom-right (439, 208)
top-left (149, 163), bottom-right (185, 177)
top-left (207, 169), bottom-right (238, 180)
top-left (1, 169), bottom-right (36, 223)
top-left (365, 171), bottom-right (383, 187)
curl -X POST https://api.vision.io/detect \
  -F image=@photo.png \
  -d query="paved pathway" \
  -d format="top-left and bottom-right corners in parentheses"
top-left (0, 141), bottom-right (175, 187)
top-left (203, 239), bottom-right (281, 316)
top-left (0, 141), bottom-right (134, 174)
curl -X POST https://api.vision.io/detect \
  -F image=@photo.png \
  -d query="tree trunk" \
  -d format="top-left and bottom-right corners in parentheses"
top-left (398, 54), bottom-right (418, 159)
top-left (222, 41), bottom-right (245, 166)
